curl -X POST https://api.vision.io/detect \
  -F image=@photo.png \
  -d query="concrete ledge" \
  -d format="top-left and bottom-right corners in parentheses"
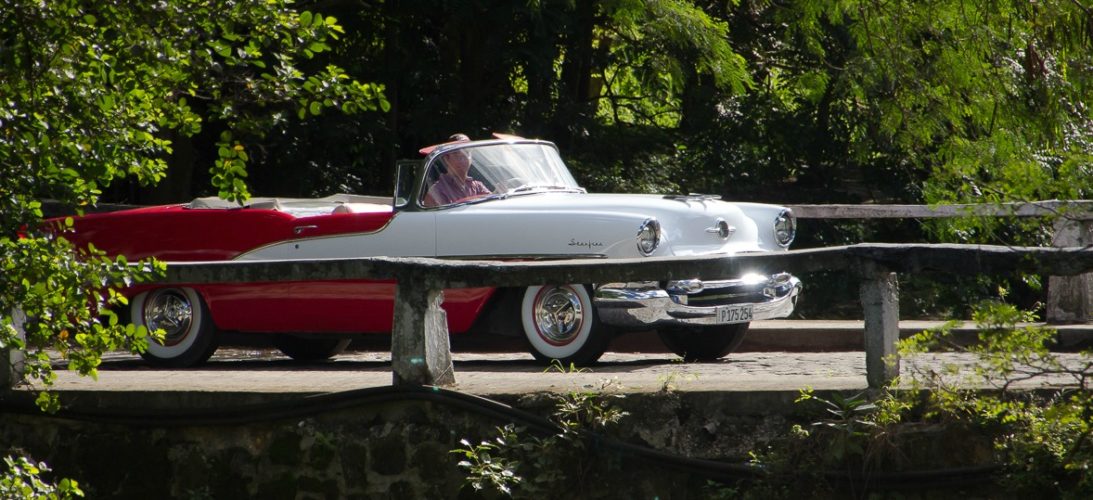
top-left (1, 320), bottom-right (1086, 418)
top-left (6, 345), bottom-right (1090, 414)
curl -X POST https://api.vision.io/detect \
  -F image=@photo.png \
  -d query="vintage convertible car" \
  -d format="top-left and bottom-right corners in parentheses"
top-left (60, 136), bottom-right (801, 366)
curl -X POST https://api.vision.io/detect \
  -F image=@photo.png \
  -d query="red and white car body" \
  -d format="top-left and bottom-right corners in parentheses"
top-left (59, 137), bottom-right (801, 366)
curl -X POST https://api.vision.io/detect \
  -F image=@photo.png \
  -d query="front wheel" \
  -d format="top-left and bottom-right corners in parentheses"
top-left (657, 323), bottom-right (750, 362)
top-left (521, 284), bottom-right (611, 365)
top-left (132, 287), bottom-right (218, 367)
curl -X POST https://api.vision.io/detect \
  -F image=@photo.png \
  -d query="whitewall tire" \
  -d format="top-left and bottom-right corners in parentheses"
top-left (131, 287), bottom-right (218, 367)
top-left (520, 284), bottom-right (610, 365)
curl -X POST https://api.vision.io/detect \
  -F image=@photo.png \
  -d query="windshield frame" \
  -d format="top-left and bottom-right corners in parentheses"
top-left (415, 139), bottom-right (585, 210)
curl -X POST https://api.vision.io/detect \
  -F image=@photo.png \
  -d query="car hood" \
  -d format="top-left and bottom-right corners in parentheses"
top-left (435, 192), bottom-right (789, 258)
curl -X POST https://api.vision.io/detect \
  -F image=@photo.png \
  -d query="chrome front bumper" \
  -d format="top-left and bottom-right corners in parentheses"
top-left (593, 273), bottom-right (802, 329)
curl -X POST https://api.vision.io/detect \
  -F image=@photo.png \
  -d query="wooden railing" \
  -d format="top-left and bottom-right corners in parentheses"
top-left (143, 243), bottom-right (1093, 389)
top-left (789, 200), bottom-right (1093, 219)
top-left (789, 200), bottom-right (1093, 323)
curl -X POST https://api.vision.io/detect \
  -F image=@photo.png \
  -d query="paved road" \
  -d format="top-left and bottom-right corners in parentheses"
top-left (18, 320), bottom-right (1090, 409)
top-left (48, 349), bottom-right (877, 396)
top-left (41, 347), bottom-right (1090, 397)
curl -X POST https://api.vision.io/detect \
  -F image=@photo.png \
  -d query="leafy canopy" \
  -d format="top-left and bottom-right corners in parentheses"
top-left (0, 0), bottom-right (387, 409)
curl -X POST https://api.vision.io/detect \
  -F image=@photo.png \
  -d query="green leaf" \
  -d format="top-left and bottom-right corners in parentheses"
top-left (210, 41), bottom-right (231, 58)
top-left (35, 392), bottom-right (60, 413)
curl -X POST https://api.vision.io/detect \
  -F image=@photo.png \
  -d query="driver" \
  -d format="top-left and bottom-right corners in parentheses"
top-left (423, 134), bottom-right (492, 207)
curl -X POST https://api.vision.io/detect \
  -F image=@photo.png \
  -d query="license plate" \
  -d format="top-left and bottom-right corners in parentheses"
top-left (716, 304), bottom-right (753, 324)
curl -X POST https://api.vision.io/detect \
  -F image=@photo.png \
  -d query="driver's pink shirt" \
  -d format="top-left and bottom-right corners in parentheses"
top-left (424, 175), bottom-right (492, 207)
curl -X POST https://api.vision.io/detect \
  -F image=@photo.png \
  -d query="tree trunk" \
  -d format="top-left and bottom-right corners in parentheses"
top-left (554, 1), bottom-right (598, 147)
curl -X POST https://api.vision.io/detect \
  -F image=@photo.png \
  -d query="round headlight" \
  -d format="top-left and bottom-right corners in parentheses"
top-left (774, 209), bottom-right (796, 247)
top-left (637, 218), bottom-right (661, 256)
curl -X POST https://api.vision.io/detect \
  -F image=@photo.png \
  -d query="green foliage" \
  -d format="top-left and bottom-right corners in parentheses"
top-left (795, 389), bottom-right (879, 464)
top-left (673, 0), bottom-right (1092, 214)
top-left (657, 357), bottom-right (699, 392)
top-left (731, 385), bottom-right (915, 498)
top-left (855, 0), bottom-right (1093, 211)
top-left (451, 425), bottom-right (525, 497)
top-left (543, 359), bottom-right (590, 374)
top-left (0, 0), bottom-right (388, 207)
top-left (453, 379), bottom-right (629, 498)
top-left (550, 381), bottom-right (630, 436)
top-left (594, 0), bottom-right (751, 127)
top-left (0, 1), bottom-right (385, 410)
top-left (900, 301), bottom-right (1093, 496)
top-left (1, 228), bottom-right (165, 411)
top-left (571, 149), bottom-right (684, 194)
top-left (732, 300), bottom-right (1092, 497)
top-left (992, 391), bottom-right (1093, 495)
top-left (1, 454), bottom-right (83, 499)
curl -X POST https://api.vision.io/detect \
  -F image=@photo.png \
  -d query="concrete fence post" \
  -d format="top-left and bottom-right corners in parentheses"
top-left (1047, 217), bottom-right (1093, 323)
top-left (859, 267), bottom-right (901, 388)
top-left (390, 279), bottom-right (455, 387)
top-left (1, 309), bottom-right (27, 392)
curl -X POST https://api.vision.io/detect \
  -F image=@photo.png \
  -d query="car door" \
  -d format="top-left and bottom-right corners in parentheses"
top-left (212, 209), bottom-right (441, 334)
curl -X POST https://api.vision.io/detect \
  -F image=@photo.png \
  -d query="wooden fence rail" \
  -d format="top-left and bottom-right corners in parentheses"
top-left (147, 243), bottom-right (1093, 389)
top-left (3, 245), bottom-right (1092, 390)
top-left (788, 199), bottom-right (1093, 218)
top-left (789, 200), bottom-right (1093, 323)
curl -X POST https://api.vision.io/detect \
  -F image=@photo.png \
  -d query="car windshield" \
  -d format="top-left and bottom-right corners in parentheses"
top-left (420, 142), bottom-right (585, 208)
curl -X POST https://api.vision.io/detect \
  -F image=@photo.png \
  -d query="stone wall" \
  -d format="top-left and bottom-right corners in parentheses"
top-left (0, 389), bottom-right (994, 499)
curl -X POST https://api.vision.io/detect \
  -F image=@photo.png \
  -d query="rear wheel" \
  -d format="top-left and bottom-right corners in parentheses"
top-left (657, 323), bottom-right (749, 362)
top-left (521, 284), bottom-right (611, 365)
top-left (133, 287), bottom-right (218, 367)
top-left (276, 336), bottom-right (351, 362)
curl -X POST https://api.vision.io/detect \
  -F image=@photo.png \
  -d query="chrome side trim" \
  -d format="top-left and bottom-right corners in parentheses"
top-left (437, 254), bottom-right (607, 261)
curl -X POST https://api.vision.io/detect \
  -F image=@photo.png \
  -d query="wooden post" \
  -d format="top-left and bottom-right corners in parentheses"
top-left (1, 309), bottom-right (27, 391)
top-left (1047, 217), bottom-right (1092, 323)
top-left (390, 279), bottom-right (455, 387)
top-left (860, 267), bottom-right (900, 388)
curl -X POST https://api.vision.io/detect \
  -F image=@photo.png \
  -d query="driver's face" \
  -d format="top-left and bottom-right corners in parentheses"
top-left (443, 150), bottom-right (471, 177)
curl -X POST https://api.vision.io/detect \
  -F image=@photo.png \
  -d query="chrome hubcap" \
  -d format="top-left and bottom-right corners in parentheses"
top-left (144, 290), bottom-right (193, 345)
top-left (534, 286), bottom-right (584, 345)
